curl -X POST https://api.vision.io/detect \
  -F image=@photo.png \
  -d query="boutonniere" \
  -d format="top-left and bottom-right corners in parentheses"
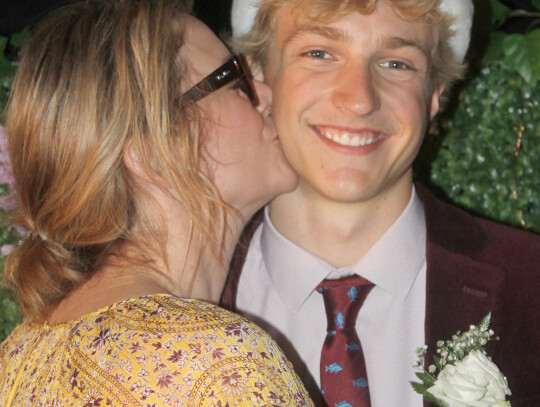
top-left (411, 313), bottom-right (512, 407)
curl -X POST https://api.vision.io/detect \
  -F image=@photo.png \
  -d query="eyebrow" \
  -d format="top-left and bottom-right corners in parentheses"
top-left (283, 24), bottom-right (350, 48)
top-left (382, 37), bottom-right (430, 59)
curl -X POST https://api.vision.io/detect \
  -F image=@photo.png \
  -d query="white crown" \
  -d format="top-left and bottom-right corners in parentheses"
top-left (231, 0), bottom-right (474, 63)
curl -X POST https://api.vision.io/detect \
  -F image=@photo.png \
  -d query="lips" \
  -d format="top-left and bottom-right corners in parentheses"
top-left (312, 125), bottom-right (385, 147)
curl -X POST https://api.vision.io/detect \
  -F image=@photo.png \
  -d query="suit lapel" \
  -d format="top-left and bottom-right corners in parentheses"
top-left (221, 209), bottom-right (264, 310)
top-left (425, 242), bottom-right (506, 352)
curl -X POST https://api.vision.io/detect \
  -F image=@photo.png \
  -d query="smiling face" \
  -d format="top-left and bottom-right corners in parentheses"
top-left (182, 16), bottom-right (297, 219)
top-left (264, 2), bottom-right (443, 207)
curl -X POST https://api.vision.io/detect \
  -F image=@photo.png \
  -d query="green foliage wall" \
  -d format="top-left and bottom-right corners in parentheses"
top-left (0, 1), bottom-right (538, 342)
top-left (428, 61), bottom-right (539, 233)
top-left (419, 18), bottom-right (540, 233)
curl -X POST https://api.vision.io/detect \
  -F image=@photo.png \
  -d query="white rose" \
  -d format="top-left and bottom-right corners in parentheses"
top-left (427, 350), bottom-right (511, 407)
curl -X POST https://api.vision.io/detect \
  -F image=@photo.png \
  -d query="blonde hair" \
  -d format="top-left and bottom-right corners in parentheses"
top-left (234, 0), bottom-right (466, 94)
top-left (3, 0), bottom-right (230, 321)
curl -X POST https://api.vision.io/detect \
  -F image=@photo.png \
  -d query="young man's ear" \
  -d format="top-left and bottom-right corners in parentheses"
top-left (429, 85), bottom-right (446, 120)
top-left (123, 138), bottom-right (171, 188)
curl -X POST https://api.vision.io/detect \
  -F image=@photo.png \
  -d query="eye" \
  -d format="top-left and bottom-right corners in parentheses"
top-left (231, 79), bottom-right (250, 100)
top-left (302, 49), bottom-right (333, 60)
top-left (380, 60), bottom-right (411, 70)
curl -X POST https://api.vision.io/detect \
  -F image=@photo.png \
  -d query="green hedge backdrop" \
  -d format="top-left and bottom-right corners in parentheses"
top-left (0, 0), bottom-right (539, 342)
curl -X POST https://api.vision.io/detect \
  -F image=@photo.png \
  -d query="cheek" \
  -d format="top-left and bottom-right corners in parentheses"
top-left (272, 70), bottom-right (324, 123)
top-left (210, 99), bottom-right (264, 141)
top-left (221, 101), bottom-right (255, 126)
top-left (385, 83), bottom-right (429, 127)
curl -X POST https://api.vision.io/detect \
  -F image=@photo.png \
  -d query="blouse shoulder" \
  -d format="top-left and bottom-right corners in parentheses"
top-left (0, 295), bottom-right (312, 406)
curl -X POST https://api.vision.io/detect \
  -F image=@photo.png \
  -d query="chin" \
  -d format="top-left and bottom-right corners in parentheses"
top-left (317, 182), bottom-right (380, 204)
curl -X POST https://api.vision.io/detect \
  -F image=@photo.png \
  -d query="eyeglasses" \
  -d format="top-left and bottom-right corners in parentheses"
top-left (183, 54), bottom-right (259, 107)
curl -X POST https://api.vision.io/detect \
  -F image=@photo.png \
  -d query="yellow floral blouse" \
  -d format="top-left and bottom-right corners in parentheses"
top-left (0, 295), bottom-right (313, 406)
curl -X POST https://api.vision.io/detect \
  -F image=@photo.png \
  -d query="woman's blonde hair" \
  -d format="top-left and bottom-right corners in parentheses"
top-left (3, 0), bottom-right (230, 321)
top-left (234, 0), bottom-right (466, 95)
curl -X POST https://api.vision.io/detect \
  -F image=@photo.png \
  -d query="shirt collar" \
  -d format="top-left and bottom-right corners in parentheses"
top-left (260, 186), bottom-right (426, 313)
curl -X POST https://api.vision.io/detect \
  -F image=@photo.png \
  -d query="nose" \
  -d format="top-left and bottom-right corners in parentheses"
top-left (331, 63), bottom-right (380, 116)
top-left (253, 79), bottom-right (272, 116)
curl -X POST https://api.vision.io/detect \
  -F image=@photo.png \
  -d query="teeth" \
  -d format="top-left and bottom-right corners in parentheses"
top-left (322, 129), bottom-right (381, 147)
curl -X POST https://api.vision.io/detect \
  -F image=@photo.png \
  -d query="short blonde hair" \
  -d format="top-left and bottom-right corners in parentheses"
top-left (3, 0), bottom-right (230, 321)
top-left (234, 0), bottom-right (466, 94)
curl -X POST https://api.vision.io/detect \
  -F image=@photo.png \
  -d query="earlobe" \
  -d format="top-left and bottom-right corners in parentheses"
top-left (429, 85), bottom-right (445, 120)
top-left (123, 138), bottom-right (171, 188)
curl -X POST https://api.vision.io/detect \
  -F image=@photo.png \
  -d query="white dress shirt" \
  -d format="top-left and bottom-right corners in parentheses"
top-left (236, 188), bottom-right (427, 407)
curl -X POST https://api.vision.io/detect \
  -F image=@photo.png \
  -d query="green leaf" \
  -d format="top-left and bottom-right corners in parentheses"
top-left (410, 381), bottom-right (429, 395)
top-left (0, 59), bottom-right (13, 80)
top-left (416, 372), bottom-right (437, 387)
top-left (490, 0), bottom-right (512, 25)
top-left (8, 29), bottom-right (30, 49)
top-left (479, 312), bottom-right (492, 332)
top-left (532, 0), bottom-right (540, 11)
top-left (526, 29), bottom-right (540, 86)
top-left (503, 34), bottom-right (533, 84)
top-left (484, 31), bottom-right (507, 64)
top-left (423, 391), bottom-right (450, 407)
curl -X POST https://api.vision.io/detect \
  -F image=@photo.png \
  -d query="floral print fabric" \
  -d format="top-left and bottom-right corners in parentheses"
top-left (0, 295), bottom-right (313, 406)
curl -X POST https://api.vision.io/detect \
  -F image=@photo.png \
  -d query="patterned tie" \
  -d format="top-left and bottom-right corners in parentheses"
top-left (317, 275), bottom-right (374, 407)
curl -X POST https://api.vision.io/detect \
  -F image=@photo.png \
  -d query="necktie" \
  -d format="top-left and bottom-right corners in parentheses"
top-left (317, 275), bottom-right (374, 407)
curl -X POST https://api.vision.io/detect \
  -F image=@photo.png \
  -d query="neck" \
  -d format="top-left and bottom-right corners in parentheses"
top-left (47, 189), bottom-right (246, 324)
top-left (269, 178), bottom-right (413, 267)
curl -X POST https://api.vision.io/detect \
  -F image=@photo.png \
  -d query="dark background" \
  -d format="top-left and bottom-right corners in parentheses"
top-left (0, 0), bottom-right (232, 36)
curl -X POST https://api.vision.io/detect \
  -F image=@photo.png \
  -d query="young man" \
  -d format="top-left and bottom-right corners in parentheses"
top-left (222, 1), bottom-right (540, 406)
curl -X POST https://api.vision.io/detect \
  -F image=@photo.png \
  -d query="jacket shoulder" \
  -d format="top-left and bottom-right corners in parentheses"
top-left (417, 183), bottom-right (540, 271)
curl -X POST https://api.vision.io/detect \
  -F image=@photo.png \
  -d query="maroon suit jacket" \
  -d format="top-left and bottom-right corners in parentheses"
top-left (221, 183), bottom-right (540, 407)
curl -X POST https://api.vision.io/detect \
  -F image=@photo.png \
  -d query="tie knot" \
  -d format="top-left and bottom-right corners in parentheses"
top-left (317, 275), bottom-right (374, 332)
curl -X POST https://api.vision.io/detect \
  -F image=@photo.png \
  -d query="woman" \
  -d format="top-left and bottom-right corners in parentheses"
top-left (0, 0), bottom-right (311, 405)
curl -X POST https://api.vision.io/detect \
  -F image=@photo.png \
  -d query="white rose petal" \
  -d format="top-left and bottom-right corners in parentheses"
top-left (427, 350), bottom-right (511, 407)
